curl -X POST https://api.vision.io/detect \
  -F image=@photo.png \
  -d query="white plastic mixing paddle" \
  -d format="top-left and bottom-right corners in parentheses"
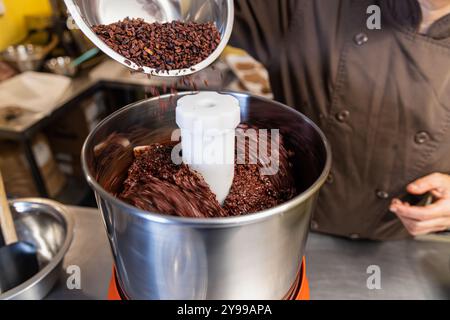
top-left (176, 92), bottom-right (241, 204)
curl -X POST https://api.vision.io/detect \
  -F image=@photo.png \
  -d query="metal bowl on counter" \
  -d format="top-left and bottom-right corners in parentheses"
top-left (2, 44), bottom-right (46, 72)
top-left (0, 199), bottom-right (74, 300)
top-left (64, 0), bottom-right (234, 77)
top-left (45, 56), bottom-right (77, 77)
top-left (82, 92), bottom-right (331, 300)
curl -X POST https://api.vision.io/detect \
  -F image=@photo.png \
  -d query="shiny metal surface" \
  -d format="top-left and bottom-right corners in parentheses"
top-left (82, 92), bottom-right (331, 300)
top-left (45, 56), bottom-right (77, 77)
top-left (0, 199), bottom-right (74, 300)
top-left (64, 0), bottom-right (234, 77)
top-left (2, 45), bottom-right (46, 72)
top-left (45, 206), bottom-right (450, 300)
top-left (305, 234), bottom-right (450, 300)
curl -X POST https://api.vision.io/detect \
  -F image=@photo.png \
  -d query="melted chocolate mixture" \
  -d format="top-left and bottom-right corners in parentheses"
top-left (120, 143), bottom-right (225, 218)
top-left (96, 125), bottom-right (296, 218)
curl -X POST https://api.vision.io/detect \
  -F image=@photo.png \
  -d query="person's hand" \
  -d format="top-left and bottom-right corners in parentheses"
top-left (390, 173), bottom-right (450, 236)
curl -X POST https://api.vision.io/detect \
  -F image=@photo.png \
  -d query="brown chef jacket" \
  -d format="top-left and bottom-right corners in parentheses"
top-left (231, 0), bottom-right (450, 240)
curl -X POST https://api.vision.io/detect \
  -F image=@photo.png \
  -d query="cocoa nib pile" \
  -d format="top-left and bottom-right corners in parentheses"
top-left (118, 129), bottom-right (297, 218)
top-left (92, 18), bottom-right (221, 72)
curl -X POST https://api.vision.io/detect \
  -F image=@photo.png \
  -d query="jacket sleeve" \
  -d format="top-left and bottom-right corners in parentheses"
top-left (230, 0), bottom-right (300, 66)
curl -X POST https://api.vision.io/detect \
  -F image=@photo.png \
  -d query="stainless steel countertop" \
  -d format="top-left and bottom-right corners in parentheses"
top-left (0, 62), bottom-right (166, 134)
top-left (46, 206), bottom-right (450, 300)
top-left (0, 74), bottom-right (96, 134)
top-left (0, 60), bottom-right (230, 134)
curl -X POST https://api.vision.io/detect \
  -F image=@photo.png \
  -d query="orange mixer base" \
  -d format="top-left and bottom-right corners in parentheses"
top-left (108, 257), bottom-right (309, 300)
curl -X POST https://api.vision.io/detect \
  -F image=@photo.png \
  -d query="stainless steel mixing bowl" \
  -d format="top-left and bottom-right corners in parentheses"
top-left (82, 92), bottom-right (331, 300)
top-left (64, 0), bottom-right (234, 77)
top-left (2, 45), bottom-right (46, 72)
top-left (0, 199), bottom-right (74, 300)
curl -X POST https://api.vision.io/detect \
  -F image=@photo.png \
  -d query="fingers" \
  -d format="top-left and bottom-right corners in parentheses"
top-left (391, 196), bottom-right (450, 236)
top-left (407, 173), bottom-right (450, 195)
top-left (390, 198), bottom-right (450, 221)
top-left (390, 173), bottom-right (450, 236)
top-left (396, 215), bottom-right (450, 236)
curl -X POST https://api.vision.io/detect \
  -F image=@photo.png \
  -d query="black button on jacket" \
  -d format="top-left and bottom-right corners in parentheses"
top-left (231, 0), bottom-right (450, 240)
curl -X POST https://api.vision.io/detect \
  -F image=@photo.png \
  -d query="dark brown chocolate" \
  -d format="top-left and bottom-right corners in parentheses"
top-left (92, 18), bottom-right (221, 72)
top-left (117, 126), bottom-right (297, 218)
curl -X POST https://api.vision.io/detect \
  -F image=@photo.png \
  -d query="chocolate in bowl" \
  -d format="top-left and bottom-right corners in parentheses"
top-left (95, 124), bottom-right (296, 219)
top-left (92, 19), bottom-right (221, 72)
top-left (64, 0), bottom-right (234, 77)
top-left (82, 91), bottom-right (331, 300)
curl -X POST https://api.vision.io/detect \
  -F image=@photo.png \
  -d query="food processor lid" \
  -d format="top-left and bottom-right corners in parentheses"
top-left (176, 92), bottom-right (240, 131)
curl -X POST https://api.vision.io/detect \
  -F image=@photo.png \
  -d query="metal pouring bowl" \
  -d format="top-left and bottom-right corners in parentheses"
top-left (82, 92), bottom-right (331, 300)
top-left (64, 0), bottom-right (234, 77)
